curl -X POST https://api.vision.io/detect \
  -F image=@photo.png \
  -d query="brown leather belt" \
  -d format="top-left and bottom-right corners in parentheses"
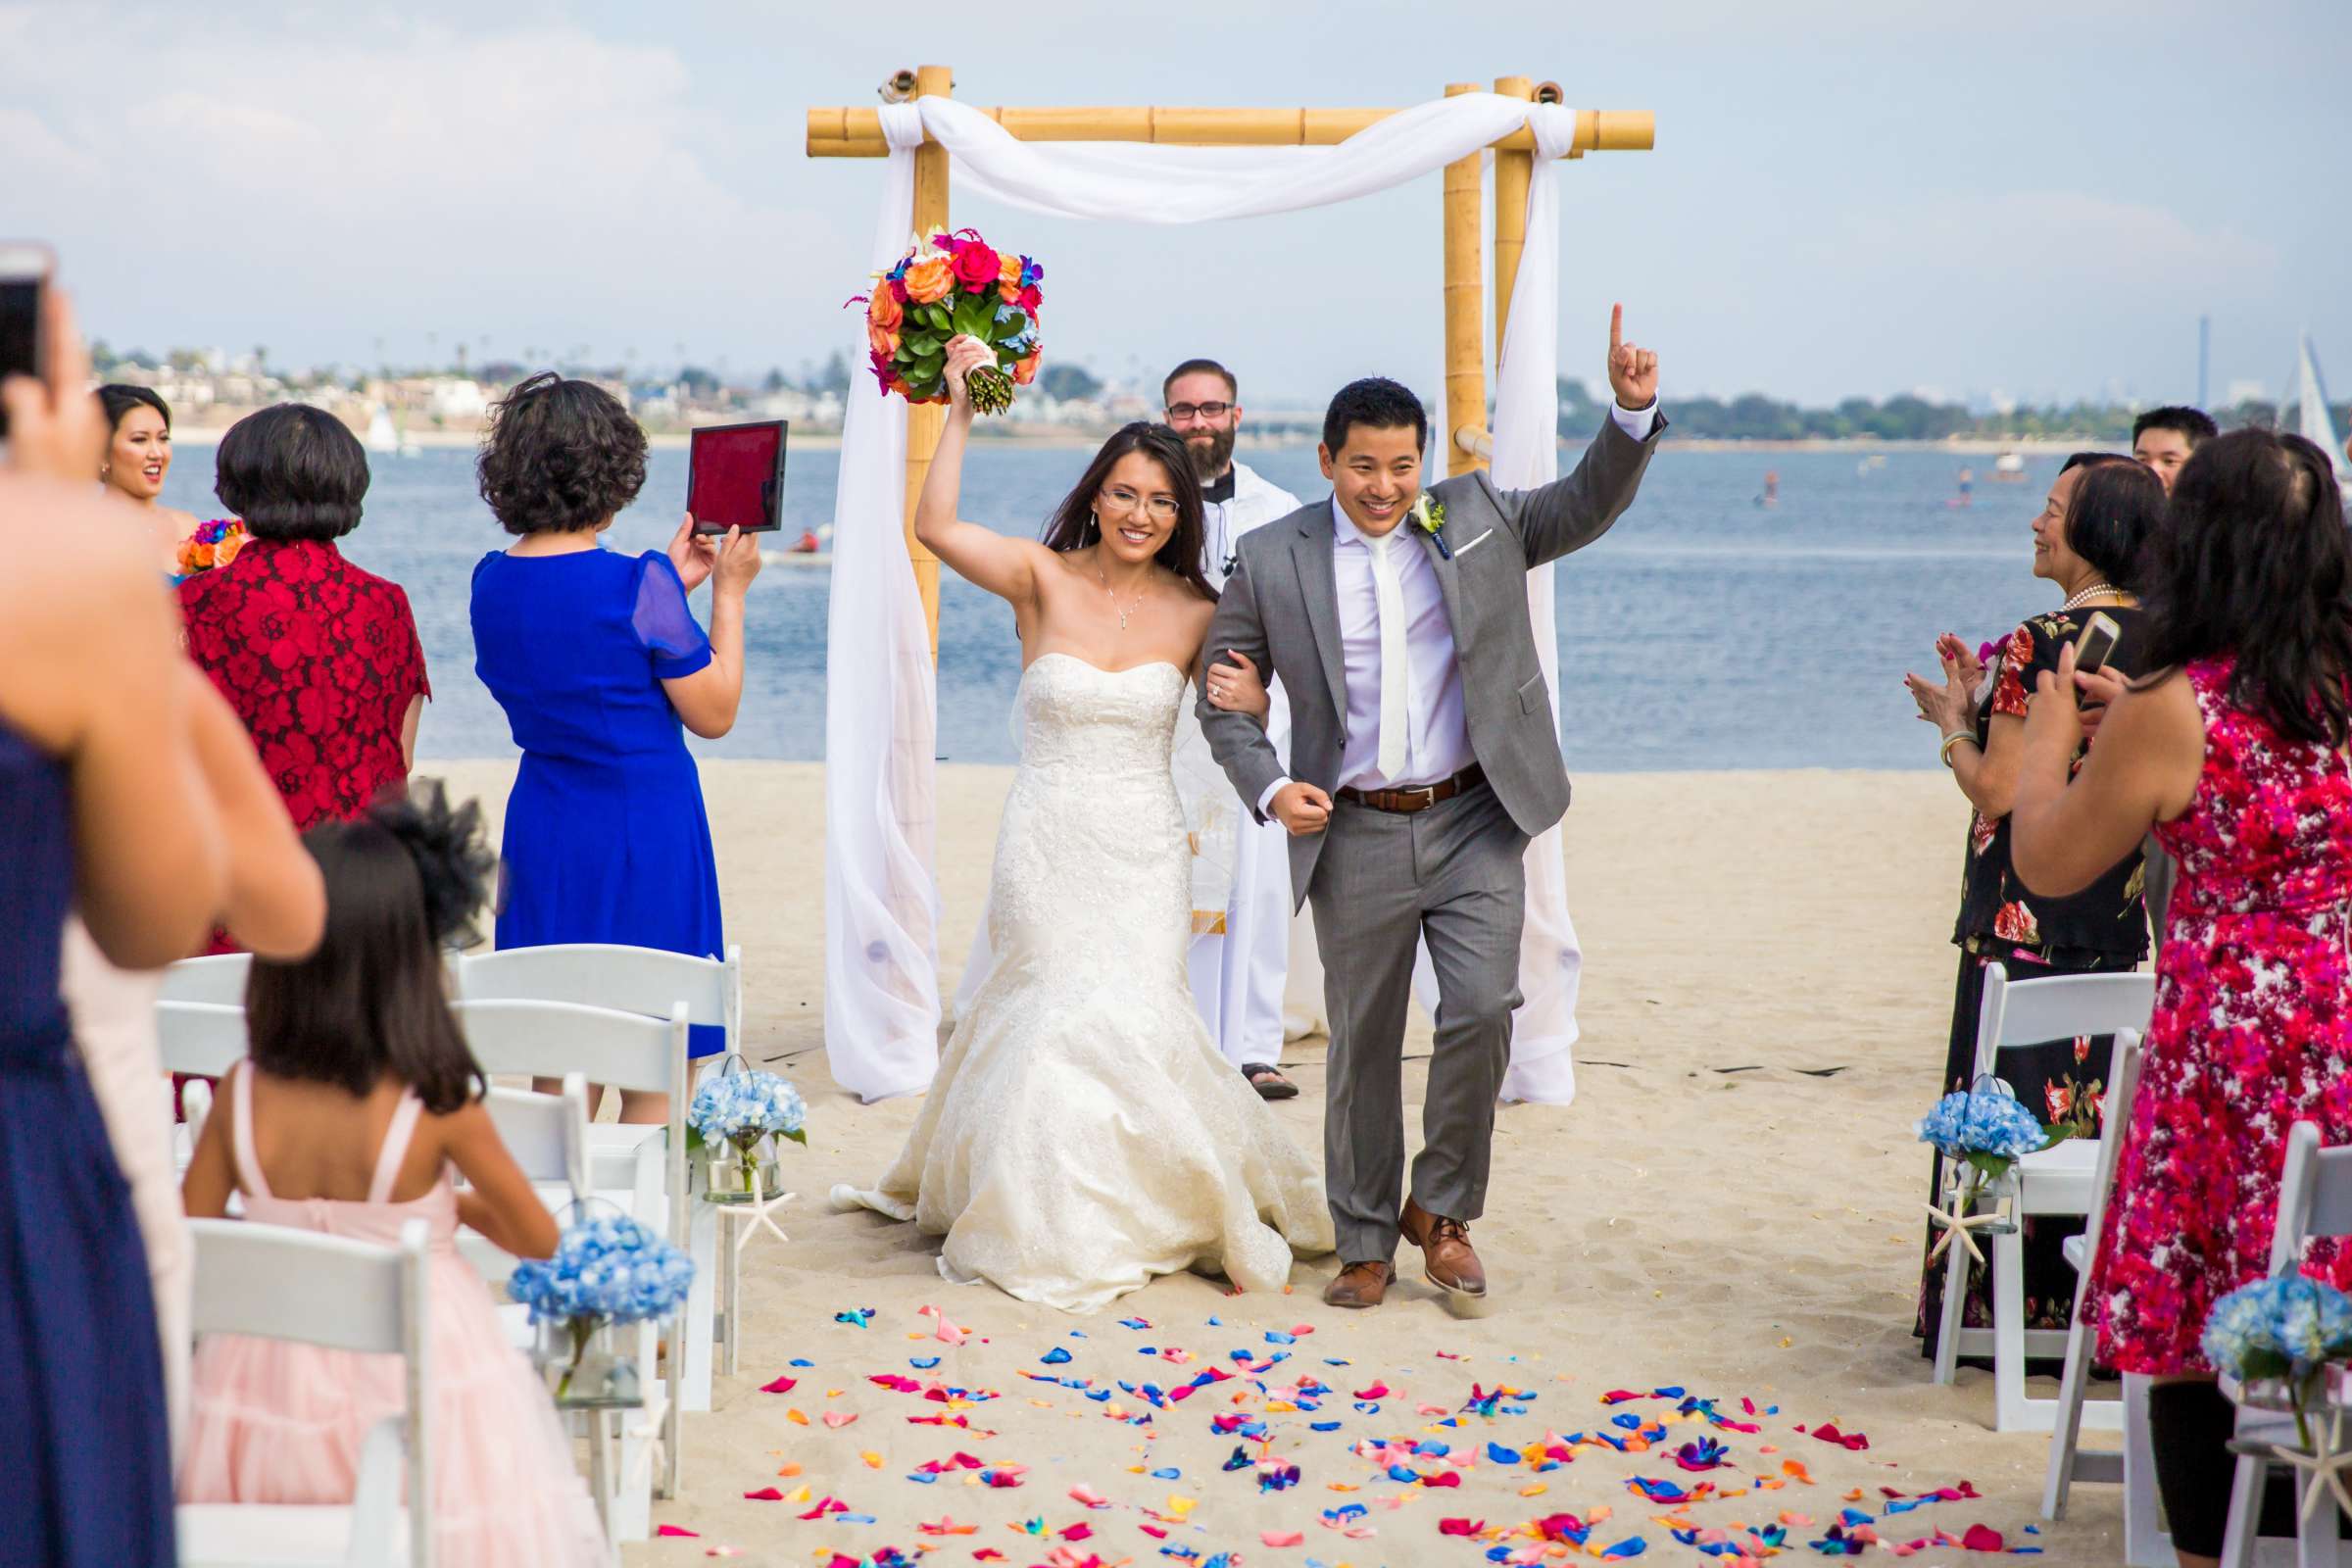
top-left (1337, 763), bottom-right (1486, 814)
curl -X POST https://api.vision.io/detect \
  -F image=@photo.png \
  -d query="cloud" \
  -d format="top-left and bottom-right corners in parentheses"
top-left (4, 13), bottom-right (844, 366)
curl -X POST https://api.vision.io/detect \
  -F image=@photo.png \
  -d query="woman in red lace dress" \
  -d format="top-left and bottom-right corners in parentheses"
top-left (2011, 428), bottom-right (2352, 1565)
top-left (179, 406), bottom-right (428, 927)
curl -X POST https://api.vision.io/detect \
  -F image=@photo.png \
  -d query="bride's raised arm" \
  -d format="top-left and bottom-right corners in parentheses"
top-left (911, 335), bottom-right (1055, 609)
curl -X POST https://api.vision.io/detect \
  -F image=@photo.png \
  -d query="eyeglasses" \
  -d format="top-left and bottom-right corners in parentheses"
top-left (1165, 401), bottom-right (1234, 422)
top-left (1101, 485), bottom-right (1180, 523)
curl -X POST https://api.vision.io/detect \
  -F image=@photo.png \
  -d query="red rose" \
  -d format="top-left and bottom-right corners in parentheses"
top-left (1017, 284), bottom-right (1042, 313)
top-left (951, 240), bottom-right (1001, 295)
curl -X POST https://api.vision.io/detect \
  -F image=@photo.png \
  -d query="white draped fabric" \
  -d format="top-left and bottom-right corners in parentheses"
top-left (825, 92), bottom-right (1594, 1102)
top-left (822, 104), bottom-right (942, 1102)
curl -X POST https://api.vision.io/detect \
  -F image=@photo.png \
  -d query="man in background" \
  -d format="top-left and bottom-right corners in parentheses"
top-left (1164, 358), bottom-right (1306, 1099)
top-left (2119, 404), bottom-right (2217, 953)
top-left (2130, 405), bottom-right (2217, 494)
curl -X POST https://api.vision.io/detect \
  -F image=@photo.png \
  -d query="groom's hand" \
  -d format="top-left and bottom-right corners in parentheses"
top-left (1606, 303), bottom-right (1659, 411)
top-left (1270, 781), bottom-right (1332, 836)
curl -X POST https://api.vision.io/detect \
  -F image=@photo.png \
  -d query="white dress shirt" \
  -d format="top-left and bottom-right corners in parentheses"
top-left (1255, 400), bottom-right (1658, 816)
top-left (1330, 501), bottom-right (1471, 791)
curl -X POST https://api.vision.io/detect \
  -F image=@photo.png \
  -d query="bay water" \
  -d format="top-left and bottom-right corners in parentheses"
top-left (161, 442), bottom-right (2065, 771)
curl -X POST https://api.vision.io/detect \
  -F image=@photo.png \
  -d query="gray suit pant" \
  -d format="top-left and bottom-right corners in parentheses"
top-left (1305, 782), bottom-right (1528, 1264)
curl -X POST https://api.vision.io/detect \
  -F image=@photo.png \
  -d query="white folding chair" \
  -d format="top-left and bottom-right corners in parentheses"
top-left (452, 947), bottom-right (738, 1416)
top-left (458, 1074), bottom-right (593, 1280)
top-left (2040, 1032), bottom-right (2180, 1566)
top-left (176, 1216), bottom-right (433, 1568)
top-left (453, 944), bottom-right (740, 1068)
top-left (160, 953), bottom-right (254, 1006)
top-left (2222, 1122), bottom-right (2352, 1567)
top-left (1935, 962), bottom-right (2158, 1431)
top-left (452, 999), bottom-right (688, 1520)
top-left (156, 1001), bottom-right (251, 1080)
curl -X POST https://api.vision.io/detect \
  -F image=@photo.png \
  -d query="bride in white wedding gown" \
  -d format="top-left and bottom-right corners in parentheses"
top-left (836, 337), bottom-right (1331, 1312)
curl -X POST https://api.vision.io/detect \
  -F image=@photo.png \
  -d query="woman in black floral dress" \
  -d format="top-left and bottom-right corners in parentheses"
top-left (1901, 456), bottom-right (2166, 1357)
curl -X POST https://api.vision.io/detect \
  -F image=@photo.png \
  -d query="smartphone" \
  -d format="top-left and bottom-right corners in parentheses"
top-left (2074, 611), bottom-right (2122, 677)
top-left (0, 243), bottom-right (53, 442)
top-left (686, 419), bottom-right (787, 534)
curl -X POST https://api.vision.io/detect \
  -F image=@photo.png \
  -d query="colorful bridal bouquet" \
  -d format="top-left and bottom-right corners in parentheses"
top-left (509, 1212), bottom-right (695, 1400)
top-left (688, 1067), bottom-right (806, 1198)
top-left (853, 228), bottom-right (1043, 414)
top-left (1916, 1084), bottom-right (2056, 1263)
top-left (174, 517), bottom-right (247, 577)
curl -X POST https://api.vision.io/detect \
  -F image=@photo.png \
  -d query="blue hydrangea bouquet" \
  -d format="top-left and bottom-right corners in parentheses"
top-left (688, 1067), bottom-right (807, 1199)
top-left (1916, 1084), bottom-right (2057, 1263)
top-left (509, 1211), bottom-right (696, 1402)
top-left (2204, 1275), bottom-right (2352, 1445)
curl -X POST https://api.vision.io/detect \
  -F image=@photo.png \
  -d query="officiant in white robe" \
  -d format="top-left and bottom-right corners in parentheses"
top-left (1161, 359), bottom-right (1312, 1095)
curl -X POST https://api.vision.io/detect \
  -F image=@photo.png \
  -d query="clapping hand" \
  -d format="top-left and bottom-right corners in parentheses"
top-left (1903, 642), bottom-right (1976, 738)
top-left (1606, 303), bottom-right (1659, 411)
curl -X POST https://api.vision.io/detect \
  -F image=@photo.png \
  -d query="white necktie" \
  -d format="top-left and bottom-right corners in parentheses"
top-left (1366, 529), bottom-right (1411, 780)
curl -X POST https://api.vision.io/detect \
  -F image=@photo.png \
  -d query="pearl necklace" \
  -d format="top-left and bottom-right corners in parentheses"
top-left (1094, 562), bottom-right (1150, 632)
top-left (2061, 580), bottom-right (2118, 612)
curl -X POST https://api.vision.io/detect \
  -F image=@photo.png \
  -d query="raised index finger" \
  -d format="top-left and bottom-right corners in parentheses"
top-left (1609, 303), bottom-right (1623, 354)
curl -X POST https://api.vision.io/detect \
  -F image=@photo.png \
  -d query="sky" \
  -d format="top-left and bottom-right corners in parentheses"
top-left (7, 0), bottom-right (2348, 409)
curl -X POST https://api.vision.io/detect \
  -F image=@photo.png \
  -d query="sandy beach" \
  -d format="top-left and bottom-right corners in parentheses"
top-left (425, 760), bottom-right (2128, 1566)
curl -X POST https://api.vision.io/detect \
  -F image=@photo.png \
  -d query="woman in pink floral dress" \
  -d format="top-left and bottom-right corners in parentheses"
top-left (1903, 457), bottom-right (2166, 1356)
top-left (2011, 428), bottom-right (2352, 1564)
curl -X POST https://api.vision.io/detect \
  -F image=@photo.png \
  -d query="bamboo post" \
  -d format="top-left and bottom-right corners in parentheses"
top-left (1492, 76), bottom-right (1534, 368)
top-left (903, 64), bottom-right (952, 662)
top-left (1441, 83), bottom-right (1487, 474)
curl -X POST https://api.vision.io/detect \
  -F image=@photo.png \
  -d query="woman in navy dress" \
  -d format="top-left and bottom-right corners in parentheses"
top-left (0, 320), bottom-right (237, 1566)
top-left (469, 373), bottom-right (761, 1118)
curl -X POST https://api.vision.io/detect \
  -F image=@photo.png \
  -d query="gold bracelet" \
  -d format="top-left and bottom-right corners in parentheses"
top-left (1939, 731), bottom-right (1975, 769)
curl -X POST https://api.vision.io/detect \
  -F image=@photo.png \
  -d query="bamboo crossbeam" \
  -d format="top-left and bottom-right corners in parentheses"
top-left (808, 104), bottom-right (1653, 159)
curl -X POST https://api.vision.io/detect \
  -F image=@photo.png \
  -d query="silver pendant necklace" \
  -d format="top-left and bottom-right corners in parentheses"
top-left (1095, 561), bottom-right (1149, 631)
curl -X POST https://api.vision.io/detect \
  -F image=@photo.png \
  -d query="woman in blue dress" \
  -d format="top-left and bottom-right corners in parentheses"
top-left (469, 373), bottom-right (762, 1118)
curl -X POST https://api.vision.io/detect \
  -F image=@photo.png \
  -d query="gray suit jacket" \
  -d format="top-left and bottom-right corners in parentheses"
top-left (1197, 413), bottom-right (1665, 906)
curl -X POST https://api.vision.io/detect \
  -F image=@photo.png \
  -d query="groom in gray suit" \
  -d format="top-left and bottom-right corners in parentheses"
top-left (1198, 308), bottom-right (1663, 1310)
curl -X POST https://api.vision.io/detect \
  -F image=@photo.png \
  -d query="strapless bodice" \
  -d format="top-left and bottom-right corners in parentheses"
top-left (1014, 654), bottom-right (1186, 787)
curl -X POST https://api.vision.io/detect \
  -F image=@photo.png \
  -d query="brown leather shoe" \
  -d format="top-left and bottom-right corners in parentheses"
top-left (1323, 1260), bottom-right (1395, 1309)
top-left (1400, 1198), bottom-right (1489, 1305)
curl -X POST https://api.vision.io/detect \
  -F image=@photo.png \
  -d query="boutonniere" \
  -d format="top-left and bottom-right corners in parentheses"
top-left (1409, 493), bottom-right (1451, 560)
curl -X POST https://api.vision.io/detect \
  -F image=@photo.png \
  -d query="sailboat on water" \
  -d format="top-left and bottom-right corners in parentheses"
top-left (2289, 333), bottom-right (2352, 503)
top-left (363, 406), bottom-right (420, 459)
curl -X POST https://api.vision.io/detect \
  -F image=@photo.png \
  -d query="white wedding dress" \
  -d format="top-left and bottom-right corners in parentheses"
top-left (837, 653), bottom-right (1333, 1312)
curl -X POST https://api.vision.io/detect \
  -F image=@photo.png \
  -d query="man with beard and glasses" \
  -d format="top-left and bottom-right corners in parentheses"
top-left (1165, 358), bottom-right (1309, 1101)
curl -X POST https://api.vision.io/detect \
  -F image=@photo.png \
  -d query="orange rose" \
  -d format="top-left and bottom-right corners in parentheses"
top-left (177, 539), bottom-right (211, 572)
top-left (902, 257), bottom-right (953, 306)
top-left (866, 288), bottom-right (903, 330)
top-left (214, 530), bottom-right (245, 566)
top-left (868, 323), bottom-right (900, 360)
top-left (997, 253), bottom-right (1024, 305)
top-left (1012, 345), bottom-right (1042, 386)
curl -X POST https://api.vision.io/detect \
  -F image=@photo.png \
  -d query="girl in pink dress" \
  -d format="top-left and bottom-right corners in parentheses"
top-left (2008, 428), bottom-right (2352, 1566)
top-left (177, 786), bottom-right (606, 1567)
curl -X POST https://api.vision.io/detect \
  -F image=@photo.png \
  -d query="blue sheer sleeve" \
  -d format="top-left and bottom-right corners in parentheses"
top-left (632, 552), bottom-right (713, 679)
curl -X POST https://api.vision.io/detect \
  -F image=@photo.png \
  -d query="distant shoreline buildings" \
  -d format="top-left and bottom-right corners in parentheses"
top-left (89, 342), bottom-right (2344, 450)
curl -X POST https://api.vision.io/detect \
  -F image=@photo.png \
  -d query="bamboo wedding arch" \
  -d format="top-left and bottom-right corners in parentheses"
top-left (808, 67), bottom-right (1656, 654)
